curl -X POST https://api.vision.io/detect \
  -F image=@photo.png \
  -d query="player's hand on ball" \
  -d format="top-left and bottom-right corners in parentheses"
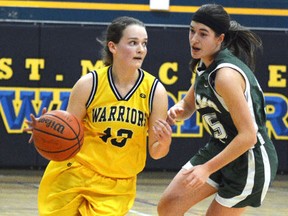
top-left (31, 110), bottom-right (84, 161)
top-left (24, 107), bottom-right (47, 143)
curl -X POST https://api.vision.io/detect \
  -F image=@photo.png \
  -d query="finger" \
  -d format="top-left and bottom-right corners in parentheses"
top-left (159, 121), bottom-right (172, 135)
top-left (186, 179), bottom-right (201, 190)
top-left (154, 120), bottom-right (170, 135)
top-left (23, 127), bottom-right (32, 133)
top-left (160, 119), bottom-right (172, 130)
top-left (42, 107), bottom-right (47, 115)
top-left (28, 135), bottom-right (33, 143)
top-left (155, 119), bottom-right (167, 129)
top-left (166, 116), bottom-right (175, 126)
top-left (30, 114), bottom-right (37, 125)
top-left (183, 167), bottom-right (195, 175)
top-left (168, 109), bottom-right (177, 119)
top-left (153, 125), bottom-right (163, 138)
top-left (175, 107), bottom-right (184, 114)
top-left (24, 120), bottom-right (33, 128)
top-left (158, 119), bottom-right (170, 126)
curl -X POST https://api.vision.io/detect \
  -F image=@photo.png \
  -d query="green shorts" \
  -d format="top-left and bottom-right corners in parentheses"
top-left (183, 136), bottom-right (278, 208)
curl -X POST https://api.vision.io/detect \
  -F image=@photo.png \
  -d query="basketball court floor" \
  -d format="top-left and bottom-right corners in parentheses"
top-left (0, 169), bottom-right (287, 215)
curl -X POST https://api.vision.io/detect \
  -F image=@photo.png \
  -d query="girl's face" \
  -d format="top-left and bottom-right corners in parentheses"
top-left (109, 24), bottom-right (148, 70)
top-left (189, 21), bottom-right (224, 66)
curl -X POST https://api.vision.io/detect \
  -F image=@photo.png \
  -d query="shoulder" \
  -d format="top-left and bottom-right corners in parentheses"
top-left (139, 69), bottom-right (168, 106)
top-left (69, 74), bottom-right (93, 107)
top-left (215, 67), bottom-right (245, 95)
top-left (138, 69), bottom-right (160, 90)
top-left (75, 71), bottom-right (93, 87)
top-left (77, 66), bottom-right (110, 86)
top-left (216, 49), bottom-right (250, 71)
top-left (215, 49), bottom-right (236, 64)
top-left (140, 69), bottom-right (166, 93)
top-left (72, 67), bottom-right (107, 96)
top-left (140, 68), bottom-right (155, 79)
top-left (91, 66), bottom-right (110, 77)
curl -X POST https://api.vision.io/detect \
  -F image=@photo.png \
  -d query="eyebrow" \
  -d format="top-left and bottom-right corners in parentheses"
top-left (190, 25), bottom-right (209, 33)
top-left (127, 37), bottom-right (148, 41)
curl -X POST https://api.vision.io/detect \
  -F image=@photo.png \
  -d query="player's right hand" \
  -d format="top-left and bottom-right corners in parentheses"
top-left (23, 107), bottom-right (47, 143)
top-left (166, 106), bottom-right (184, 125)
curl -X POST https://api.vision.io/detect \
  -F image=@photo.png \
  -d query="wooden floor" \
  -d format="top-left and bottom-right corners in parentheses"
top-left (0, 169), bottom-right (287, 216)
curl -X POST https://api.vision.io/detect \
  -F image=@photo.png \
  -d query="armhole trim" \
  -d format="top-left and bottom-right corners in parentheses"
top-left (85, 70), bottom-right (98, 108)
top-left (149, 78), bottom-right (158, 113)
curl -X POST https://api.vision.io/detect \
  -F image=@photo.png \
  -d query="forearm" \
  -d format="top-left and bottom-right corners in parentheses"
top-left (204, 133), bottom-right (257, 174)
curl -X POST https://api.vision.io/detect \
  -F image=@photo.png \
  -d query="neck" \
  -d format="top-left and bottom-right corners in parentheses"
top-left (111, 65), bottom-right (139, 85)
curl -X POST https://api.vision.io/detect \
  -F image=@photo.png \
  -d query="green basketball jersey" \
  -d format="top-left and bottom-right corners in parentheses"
top-left (190, 49), bottom-right (278, 207)
top-left (194, 48), bottom-right (269, 145)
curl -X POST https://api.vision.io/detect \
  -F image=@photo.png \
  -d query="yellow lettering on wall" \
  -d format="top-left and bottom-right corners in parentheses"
top-left (159, 62), bottom-right (178, 85)
top-left (26, 58), bottom-right (45, 81)
top-left (268, 65), bottom-right (286, 87)
top-left (0, 58), bottom-right (13, 79)
top-left (81, 60), bottom-right (104, 76)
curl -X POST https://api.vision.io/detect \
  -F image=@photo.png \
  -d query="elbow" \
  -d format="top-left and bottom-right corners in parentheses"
top-left (150, 155), bottom-right (162, 160)
top-left (239, 129), bottom-right (257, 148)
top-left (252, 127), bottom-right (258, 145)
top-left (149, 151), bottom-right (169, 160)
top-left (252, 132), bottom-right (258, 145)
top-left (148, 139), bottom-right (171, 160)
top-left (247, 129), bottom-right (258, 147)
top-left (149, 145), bottom-right (170, 160)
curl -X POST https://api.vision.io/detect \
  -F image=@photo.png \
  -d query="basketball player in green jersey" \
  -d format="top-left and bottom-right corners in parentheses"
top-left (158, 4), bottom-right (278, 216)
top-left (26, 16), bottom-right (172, 215)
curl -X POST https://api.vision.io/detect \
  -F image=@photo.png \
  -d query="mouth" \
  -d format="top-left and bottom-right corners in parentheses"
top-left (192, 46), bottom-right (200, 52)
top-left (191, 46), bottom-right (201, 58)
top-left (133, 57), bottom-right (143, 61)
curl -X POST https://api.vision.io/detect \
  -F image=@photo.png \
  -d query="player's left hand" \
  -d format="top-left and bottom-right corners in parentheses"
top-left (153, 119), bottom-right (172, 146)
top-left (182, 164), bottom-right (211, 190)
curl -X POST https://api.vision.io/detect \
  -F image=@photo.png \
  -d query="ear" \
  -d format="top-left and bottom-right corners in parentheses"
top-left (108, 41), bottom-right (117, 54)
top-left (218, 33), bottom-right (225, 44)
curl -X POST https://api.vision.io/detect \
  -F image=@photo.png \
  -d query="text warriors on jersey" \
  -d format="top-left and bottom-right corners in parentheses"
top-left (92, 105), bottom-right (147, 127)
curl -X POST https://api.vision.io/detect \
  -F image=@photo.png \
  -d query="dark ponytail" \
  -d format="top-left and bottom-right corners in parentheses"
top-left (223, 20), bottom-right (262, 71)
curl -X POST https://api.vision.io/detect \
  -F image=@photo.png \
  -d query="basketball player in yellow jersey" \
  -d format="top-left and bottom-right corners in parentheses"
top-left (74, 66), bottom-right (162, 179)
top-left (26, 16), bottom-right (172, 215)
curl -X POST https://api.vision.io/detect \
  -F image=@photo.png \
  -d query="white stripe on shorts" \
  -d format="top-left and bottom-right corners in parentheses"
top-left (260, 144), bottom-right (271, 203)
top-left (216, 149), bottom-right (256, 207)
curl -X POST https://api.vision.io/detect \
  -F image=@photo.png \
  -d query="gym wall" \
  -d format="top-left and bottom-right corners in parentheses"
top-left (0, 0), bottom-right (287, 171)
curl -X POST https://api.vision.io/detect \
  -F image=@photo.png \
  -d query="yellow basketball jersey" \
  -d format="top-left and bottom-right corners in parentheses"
top-left (75, 66), bottom-right (158, 178)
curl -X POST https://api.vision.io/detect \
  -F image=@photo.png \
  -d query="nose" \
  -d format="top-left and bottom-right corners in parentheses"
top-left (189, 33), bottom-right (199, 44)
top-left (137, 44), bottom-right (146, 53)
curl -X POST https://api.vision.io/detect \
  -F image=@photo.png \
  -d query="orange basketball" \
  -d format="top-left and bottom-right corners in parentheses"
top-left (33, 110), bottom-right (84, 161)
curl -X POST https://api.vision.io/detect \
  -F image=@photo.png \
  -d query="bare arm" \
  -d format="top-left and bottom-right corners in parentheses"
top-left (148, 82), bottom-right (172, 159)
top-left (24, 73), bottom-right (92, 142)
top-left (67, 73), bottom-right (93, 121)
top-left (185, 68), bottom-right (258, 189)
top-left (166, 84), bottom-right (196, 125)
top-left (203, 68), bottom-right (257, 174)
